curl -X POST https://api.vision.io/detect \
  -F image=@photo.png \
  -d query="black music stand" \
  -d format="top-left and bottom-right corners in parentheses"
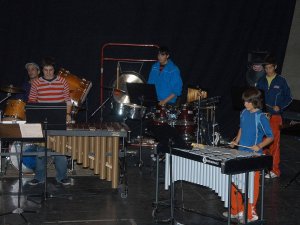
top-left (25, 103), bottom-right (67, 202)
top-left (0, 123), bottom-right (44, 224)
top-left (126, 83), bottom-right (157, 168)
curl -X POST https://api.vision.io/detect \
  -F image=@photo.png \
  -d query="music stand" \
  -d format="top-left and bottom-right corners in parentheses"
top-left (126, 83), bottom-right (157, 167)
top-left (0, 123), bottom-right (44, 224)
top-left (25, 103), bottom-right (67, 202)
top-left (25, 103), bottom-right (67, 130)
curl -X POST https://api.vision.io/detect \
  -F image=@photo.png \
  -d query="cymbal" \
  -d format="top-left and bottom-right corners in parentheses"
top-left (0, 85), bottom-right (24, 93)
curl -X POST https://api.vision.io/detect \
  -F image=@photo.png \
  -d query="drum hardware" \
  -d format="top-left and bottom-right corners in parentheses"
top-left (0, 126), bottom-right (41, 222)
top-left (0, 92), bottom-right (12, 105)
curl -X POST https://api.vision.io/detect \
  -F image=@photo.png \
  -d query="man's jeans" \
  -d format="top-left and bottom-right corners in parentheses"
top-left (23, 144), bottom-right (68, 182)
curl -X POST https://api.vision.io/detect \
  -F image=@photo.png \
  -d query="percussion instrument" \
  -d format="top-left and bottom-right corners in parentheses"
top-left (111, 71), bottom-right (145, 118)
top-left (0, 85), bottom-right (24, 94)
top-left (165, 146), bottom-right (272, 207)
top-left (9, 142), bottom-right (36, 173)
top-left (152, 105), bottom-right (169, 125)
top-left (124, 103), bottom-right (146, 120)
top-left (175, 104), bottom-right (196, 142)
top-left (187, 88), bottom-right (207, 103)
top-left (47, 122), bottom-right (129, 189)
top-left (3, 99), bottom-right (26, 120)
top-left (57, 68), bottom-right (92, 107)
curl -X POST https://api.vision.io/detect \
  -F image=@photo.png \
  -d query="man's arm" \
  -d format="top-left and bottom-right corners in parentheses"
top-left (159, 93), bottom-right (175, 105)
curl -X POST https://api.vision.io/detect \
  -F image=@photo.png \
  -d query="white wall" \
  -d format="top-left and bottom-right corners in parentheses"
top-left (282, 0), bottom-right (300, 100)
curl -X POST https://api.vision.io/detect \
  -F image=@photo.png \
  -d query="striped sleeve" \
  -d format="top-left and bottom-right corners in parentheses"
top-left (28, 79), bottom-right (38, 102)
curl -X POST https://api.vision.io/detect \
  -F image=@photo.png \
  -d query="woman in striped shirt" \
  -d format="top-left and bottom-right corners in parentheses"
top-left (28, 57), bottom-right (72, 186)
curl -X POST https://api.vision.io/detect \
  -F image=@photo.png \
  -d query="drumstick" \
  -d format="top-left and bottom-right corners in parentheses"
top-left (228, 142), bottom-right (252, 149)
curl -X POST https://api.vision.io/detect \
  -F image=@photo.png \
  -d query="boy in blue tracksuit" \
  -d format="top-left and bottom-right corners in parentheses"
top-left (224, 87), bottom-right (273, 223)
top-left (256, 55), bottom-right (292, 178)
top-left (148, 46), bottom-right (182, 105)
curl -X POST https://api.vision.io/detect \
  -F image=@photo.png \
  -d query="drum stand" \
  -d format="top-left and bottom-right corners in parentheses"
top-left (0, 142), bottom-right (37, 225)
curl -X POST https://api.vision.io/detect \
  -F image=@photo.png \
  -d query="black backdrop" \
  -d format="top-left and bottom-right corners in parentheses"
top-left (0, 0), bottom-right (296, 138)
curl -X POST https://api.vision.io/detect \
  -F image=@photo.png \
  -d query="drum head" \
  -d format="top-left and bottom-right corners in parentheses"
top-left (10, 142), bottom-right (36, 173)
top-left (112, 71), bottom-right (145, 104)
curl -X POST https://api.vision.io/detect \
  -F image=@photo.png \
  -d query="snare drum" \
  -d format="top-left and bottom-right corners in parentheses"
top-left (3, 99), bottom-right (26, 120)
top-left (58, 68), bottom-right (92, 107)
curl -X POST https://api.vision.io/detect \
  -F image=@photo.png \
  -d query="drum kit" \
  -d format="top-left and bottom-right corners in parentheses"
top-left (146, 96), bottom-right (220, 145)
top-left (107, 75), bottom-right (221, 146)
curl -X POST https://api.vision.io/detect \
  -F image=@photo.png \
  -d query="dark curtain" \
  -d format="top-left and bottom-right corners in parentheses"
top-left (0, 0), bottom-right (296, 138)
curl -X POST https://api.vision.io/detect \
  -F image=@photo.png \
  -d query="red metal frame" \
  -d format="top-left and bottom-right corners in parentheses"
top-left (100, 43), bottom-right (159, 103)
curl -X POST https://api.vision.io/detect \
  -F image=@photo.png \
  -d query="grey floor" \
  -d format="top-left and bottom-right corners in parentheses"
top-left (0, 134), bottom-right (300, 225)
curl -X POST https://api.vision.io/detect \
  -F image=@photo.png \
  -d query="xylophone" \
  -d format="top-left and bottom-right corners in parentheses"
top-left (165, 146), bottom-right (272, 207)
top-left (47, 122), bottom-right (129, 189)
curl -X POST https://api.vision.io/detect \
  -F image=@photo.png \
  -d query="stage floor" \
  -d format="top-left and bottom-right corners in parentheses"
top-left (0, 135), bottom-right (299, 225)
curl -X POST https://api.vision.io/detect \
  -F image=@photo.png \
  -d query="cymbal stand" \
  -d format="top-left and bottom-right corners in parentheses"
top-left (89, 92), bottom-right (113, 122)
top-left (137, 96), bottom-right (145, 168)
top-left (0, 93), bottom-right (11, 104)
top-left (196, 96), bottom-right (203, 144)
top-left (0, 141), bottom-right (36, 224)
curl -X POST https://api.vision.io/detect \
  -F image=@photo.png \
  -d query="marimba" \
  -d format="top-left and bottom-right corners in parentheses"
top-left (47, 122), bottom-right (129, 189)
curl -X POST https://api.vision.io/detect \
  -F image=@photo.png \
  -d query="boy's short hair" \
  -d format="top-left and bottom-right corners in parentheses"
top-left (264, 54), bottom-right (277, 66)
top-left (41, 56), bottom-right (56, 69)
top-left (242, 87), bottom-right (263, 109)
top-left (158, 46), bottom-right (170, 56)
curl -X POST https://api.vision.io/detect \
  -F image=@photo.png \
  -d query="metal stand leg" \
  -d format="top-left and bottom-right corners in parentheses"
top-left (0, 142), bottom-right (37, 224)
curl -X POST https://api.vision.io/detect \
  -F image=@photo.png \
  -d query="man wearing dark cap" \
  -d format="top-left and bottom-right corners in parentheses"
top-left (16, 62), bottom-right (40, 102)
top-left (256, 55), bottom-right (292, 178)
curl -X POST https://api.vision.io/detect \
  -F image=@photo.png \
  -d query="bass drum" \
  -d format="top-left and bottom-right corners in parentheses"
top-left (111, 71), bottom-right (145, 118)
top-left (57, 68), bottom-right (92, 107)
top-left (10, 142), bottom-right (36, 173)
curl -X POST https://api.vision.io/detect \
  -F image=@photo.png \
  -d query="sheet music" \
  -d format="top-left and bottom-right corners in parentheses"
top-left (19, 123), bottom-right (44, 138)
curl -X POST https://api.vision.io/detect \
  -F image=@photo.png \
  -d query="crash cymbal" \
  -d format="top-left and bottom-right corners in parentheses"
top-left (0, 85), bottom-right (24, 93)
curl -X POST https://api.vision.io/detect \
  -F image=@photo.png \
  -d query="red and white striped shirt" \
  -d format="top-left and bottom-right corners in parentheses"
top-left (28, 76), bottom-right (71, 104)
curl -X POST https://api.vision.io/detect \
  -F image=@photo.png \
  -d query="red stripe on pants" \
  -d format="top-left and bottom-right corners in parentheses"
top-left (230, 171), bottom-right (260, 220)
top-left (268, 115), bottom-right (282, 176)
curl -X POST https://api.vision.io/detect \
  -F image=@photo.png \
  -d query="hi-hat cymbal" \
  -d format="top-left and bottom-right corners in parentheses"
top-left (0, 85), bottom-right (24, 93)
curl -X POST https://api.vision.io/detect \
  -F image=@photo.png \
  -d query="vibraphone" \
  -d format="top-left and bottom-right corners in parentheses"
top-left (47, 122), bottom-right (129, 189)
top-left (165, 146), bottom-right (272, 221)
